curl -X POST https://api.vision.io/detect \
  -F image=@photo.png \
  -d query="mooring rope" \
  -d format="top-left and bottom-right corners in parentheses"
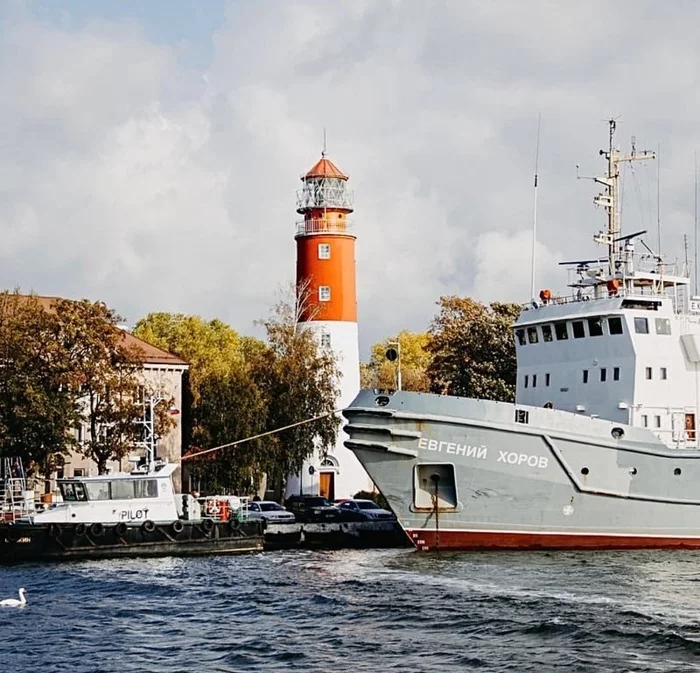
top-left (178, 408), bottom-right (346, 463)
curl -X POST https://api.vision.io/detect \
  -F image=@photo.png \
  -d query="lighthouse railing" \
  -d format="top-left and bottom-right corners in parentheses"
top-left (295, 219), bottom-right (355, 236)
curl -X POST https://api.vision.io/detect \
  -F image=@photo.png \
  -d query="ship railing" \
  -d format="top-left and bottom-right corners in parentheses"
top-left (198, 495), bottom-right (250, 522)
top-left (0, 478), bottom-right (34, 522)
top-left (295, 218), bottom-right (355, 236)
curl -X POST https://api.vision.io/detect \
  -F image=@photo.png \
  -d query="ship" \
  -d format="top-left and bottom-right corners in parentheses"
top-left (0, 457), bottom-right (263, 562)
top-left (343, 120), bottom-right (700, 551)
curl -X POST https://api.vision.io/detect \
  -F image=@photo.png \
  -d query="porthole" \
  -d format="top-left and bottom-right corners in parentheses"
top-left (674, 468), bottom-right (682, 476)
top-left (375, 395), bottom-right (390, 407)
top-left (629, 467), bottom-right (637, 475)
top-left (611, 427), bottom-right (624, 440)
top-left (581, 467), bottom-right (589, 476)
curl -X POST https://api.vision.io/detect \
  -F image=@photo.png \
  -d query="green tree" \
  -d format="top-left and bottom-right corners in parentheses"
top-left (426, 296), bottom-right (520, 401)
top-left (0, 292), bottom-right (81, 487)
top-left (361, 329), bottom-right (431, 391)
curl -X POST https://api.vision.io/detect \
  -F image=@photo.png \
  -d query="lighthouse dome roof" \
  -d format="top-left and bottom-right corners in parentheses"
top-left (303, 157), bottom-right (348, 181)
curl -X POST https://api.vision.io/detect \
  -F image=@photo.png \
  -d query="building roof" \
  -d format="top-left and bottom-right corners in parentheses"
top-left (23, 295), bottom-right (188, 367)
top-left (303, 156), bottom-right (348, 181)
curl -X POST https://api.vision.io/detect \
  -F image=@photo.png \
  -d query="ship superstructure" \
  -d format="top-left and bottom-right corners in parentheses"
top-left (342, 121), bottom-right (700, 551)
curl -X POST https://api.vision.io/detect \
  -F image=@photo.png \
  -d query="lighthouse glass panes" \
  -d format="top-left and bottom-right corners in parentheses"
top-left (318, 243), bottom-right (331, 259)
top-left (319, 286), bottom-right (331, 302)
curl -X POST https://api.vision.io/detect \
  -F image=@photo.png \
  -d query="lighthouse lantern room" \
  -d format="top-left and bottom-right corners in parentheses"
top-left (288, 151), bottom-right (372, 500)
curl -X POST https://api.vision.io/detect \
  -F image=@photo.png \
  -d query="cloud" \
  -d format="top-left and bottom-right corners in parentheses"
top-left (1, 1), bottom-right (699, 357)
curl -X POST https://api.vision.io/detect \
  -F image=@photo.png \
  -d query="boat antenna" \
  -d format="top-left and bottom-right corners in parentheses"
top-left (530, 113), bottom-right (542, 302)
top-left (657, 142), bottom-right (662, 253)
top-left (695, 149), bottom-right (698, 295)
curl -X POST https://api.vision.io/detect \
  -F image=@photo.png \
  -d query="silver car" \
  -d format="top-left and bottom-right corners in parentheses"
top-left (336, 499), bottom-right (396, 521)
top-left (247, 501), bottom-right (296, 524)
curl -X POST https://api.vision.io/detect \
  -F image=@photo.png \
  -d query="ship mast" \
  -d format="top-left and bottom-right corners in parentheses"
top-left (593, 119), bottom-right (655, 277)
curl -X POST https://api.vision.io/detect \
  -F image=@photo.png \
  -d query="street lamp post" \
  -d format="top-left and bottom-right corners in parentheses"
top-left (386, 340), bottom-right (402, 391)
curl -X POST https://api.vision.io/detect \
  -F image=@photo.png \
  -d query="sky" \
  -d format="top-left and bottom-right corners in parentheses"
top-left (1, 0), bottom-right (700, 357)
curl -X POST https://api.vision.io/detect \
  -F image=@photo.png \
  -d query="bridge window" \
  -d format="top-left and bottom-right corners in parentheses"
top-left (134, 479), bottom-right (158, 498)
top-left (634, 317), bottom-right (649, 334)
top-left (111, 480), bottom-right (135, 500)
top-left (613, 367), bottom-right (620, 381)
top-left (516, 329), bottom-right (526, 345)
top-left (646, 367), bottom-right (652, 380)
top-left (588, 317), bottom-right (603, 337)
top-left (654, 415), bottom-right (661, 428)
top-left (85, 481), bottom-right (110, 501)
top-left (572, 321), bottom-right (585, 339)
top-left (608, 316), bottom-right (624, 335)
top-left (582, 369), bottom-right (589, 383)
top-left (655, 318), bottom-right (671, 335)
top-left (527, 327), bottom-right (538, 344)
top-left (524, 375), bottom-right (529, 388)
top-left (542, 325), bottom-right (553, 342)
top-left (642, 415), bottom-right (648, 427)
top-left (555, 322), bottom-right (568, 340)
top-left (545, 373), bottom-right (551, 387)
top-left (660, 367), bottom-right (667, 380)
top-left (600, 368), bottom-right (607, 382)
top-left (532, 374), bottom-right (538, 388)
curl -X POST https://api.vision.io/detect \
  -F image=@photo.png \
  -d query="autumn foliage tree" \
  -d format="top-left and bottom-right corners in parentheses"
top-left (426, 296), bottom-right (521, 401)
top-left (361, 329), bottom-right (431, 391)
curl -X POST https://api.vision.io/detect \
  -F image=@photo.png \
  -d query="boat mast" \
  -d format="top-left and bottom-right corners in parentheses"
top-left (593, 119), bottom-right (654, 277)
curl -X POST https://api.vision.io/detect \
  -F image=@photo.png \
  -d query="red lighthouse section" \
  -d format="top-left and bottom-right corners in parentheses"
top-left (295, 155), bottom-right (357, 323)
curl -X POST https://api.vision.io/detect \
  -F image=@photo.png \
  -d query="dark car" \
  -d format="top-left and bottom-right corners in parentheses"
top-left (336, 499), bottom-right (396, 521)
top-left (284, 495), bottom-right (342, 523)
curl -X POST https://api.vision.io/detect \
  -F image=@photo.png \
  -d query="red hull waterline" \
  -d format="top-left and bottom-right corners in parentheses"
top-left (406, 529), bottom-right (700, 551)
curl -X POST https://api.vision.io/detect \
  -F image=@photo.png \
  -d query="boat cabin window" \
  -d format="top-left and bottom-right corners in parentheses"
top-left (622, 300), bottom-right (660, 311)
top-left (134, 480), bottom-right (158, 498)
top-left (600, 368), bottom-right (607, 382)
top-left (85, 481), bottom-right (110, 501)
top-left (613, 367), bottom-right (620, 381)
top-left (555, 322), bottom-right (568, 340)
top-left (572, 321), bottom-right (585, 339)
top-left (634, 317), bottom-right (649, 334)
top-left (542, 325), bottom-right (553, 342)
top-left (655, 318), bottom-right (671, 335)
top-left (588, 317), bottom-right (603, 337)
top-left (515, 329), bottom-right (526, 345)
top-left (608, 316), bottom-right (624, 335)
top-left (110, 478), bottom-right (159, 500)
top-left (60, 482), bottom-right (88, 502)
top-left (527, 327), bottom-right (538, 344)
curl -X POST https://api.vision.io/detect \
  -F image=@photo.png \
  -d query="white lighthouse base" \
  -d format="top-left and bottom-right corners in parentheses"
top-left (285, 320), bottom-right (374, 501)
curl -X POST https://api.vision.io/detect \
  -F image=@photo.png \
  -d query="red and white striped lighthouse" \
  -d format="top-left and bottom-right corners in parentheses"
top-left (289, 150), bottom-right (372, 500)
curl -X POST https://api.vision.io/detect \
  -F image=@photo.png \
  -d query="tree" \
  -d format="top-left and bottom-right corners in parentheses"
top-left (52, 299), bottom-right (174, 475)
top-left (426, 296), bottom-right (521, 401)
top-left (254, 286), bottom-right (341, 490)
top-left (0, 292), bottom-right (81, 487)
top-left (361, 329), bottom-right (431, 391)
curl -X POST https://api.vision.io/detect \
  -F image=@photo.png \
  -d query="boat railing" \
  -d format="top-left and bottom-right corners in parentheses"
top-left (198, 495), bottom-right (250, 522)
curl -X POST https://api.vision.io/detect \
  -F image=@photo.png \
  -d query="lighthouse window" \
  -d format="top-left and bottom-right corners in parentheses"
top-left (655, 318), bottom-right (672, 335)
top-left (516, 329), bottom-right (526, 346)
top-left (321, 333), bottom-right (331, 348)
top-left (318, 243), bottom-right (331, 259)
top-left (555, 322), bottom-right (569, 340)
top-left (634, 317), bottom-right (649, 334)
top-left (608, 316), bottom-right (624, 335)
top-left (542, 325), bottom-right (553, 342)
top-left (588, 317), bottom-right (604, 337)
top-left (527, 327), bottom-right (539, 344)
top-left (319, 286), bottom-right (331, 302)
top-left (572, 321), bottom-right (585, 339)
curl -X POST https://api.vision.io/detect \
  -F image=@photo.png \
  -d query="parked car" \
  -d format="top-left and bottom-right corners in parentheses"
top-left (246, 501), bottom-right (296, 524)
top-left (284, 495), bottom-right (342, 523)
top-left (335, 499), bottom-right (396, 521)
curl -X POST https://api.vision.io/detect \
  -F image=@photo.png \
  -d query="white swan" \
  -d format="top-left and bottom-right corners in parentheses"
top-left (0, 588), bottom-right (27, 607)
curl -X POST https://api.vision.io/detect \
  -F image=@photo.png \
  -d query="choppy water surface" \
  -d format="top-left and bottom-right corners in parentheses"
top-left (2, 548), bottom-right (700, 672)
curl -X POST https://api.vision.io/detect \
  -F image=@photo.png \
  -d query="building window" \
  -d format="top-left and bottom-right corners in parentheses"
top-left (319, 286), bottom-right (331, 302)
top-left (74, 468), bottom-right (85, 477)
top-left (572, 321), bottom-right (585, 339)
top-left (654, 415), bottom-right (661, 428)
top-left (583, 369), bottom-right (589, 384)
top-left (642, 415), bottom-right (648, 427)
top-left (634, 317), bottom-right (649, 334)
top-left (542, 325), bottom-right (553, 342)
top-left (516, 329), bottom-right (526, 346)
top-left (588, 317), bottom-right (603, 337)
top-left (318, 243), bottom-right (331, 260)
top-left (532, 374), bottom-right (537, 388)
top-left (655, 318), bottom-right (671, 335)
top-left (613, 367), bottom-right (620, 381)
top-left (320, 333), bottom-right (331, 348)
top-left (646, 367), bottom-right (652, 380)
top-left (608, 316), bottom-right (624, 335)
top-left (524, 375), bottom-right (529, 388)
top-left (545, 373), bottom-right (550, 387)
top-left (527, 326), bottom-right (539, 344)
top-left (555, 322), bottom-right (569, 340)
top-left (660, 367), bottom-right (667, 380)
top-left (600, 368), bottom-right (607, 382)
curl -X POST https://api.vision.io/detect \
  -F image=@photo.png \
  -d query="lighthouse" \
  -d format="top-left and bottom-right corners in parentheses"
top-left (289, 150), bottom-right (372, 500)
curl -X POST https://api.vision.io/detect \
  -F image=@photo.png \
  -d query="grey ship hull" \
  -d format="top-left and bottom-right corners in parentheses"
top-left (343, 389), bottom-right (700, 551)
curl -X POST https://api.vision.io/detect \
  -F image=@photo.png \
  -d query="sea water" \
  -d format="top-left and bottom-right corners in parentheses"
top-left (2, 548), bottom-right (700, 672)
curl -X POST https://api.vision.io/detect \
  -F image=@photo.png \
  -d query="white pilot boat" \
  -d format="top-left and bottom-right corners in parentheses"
top-left (0, 458), bottom-right (263, 561)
